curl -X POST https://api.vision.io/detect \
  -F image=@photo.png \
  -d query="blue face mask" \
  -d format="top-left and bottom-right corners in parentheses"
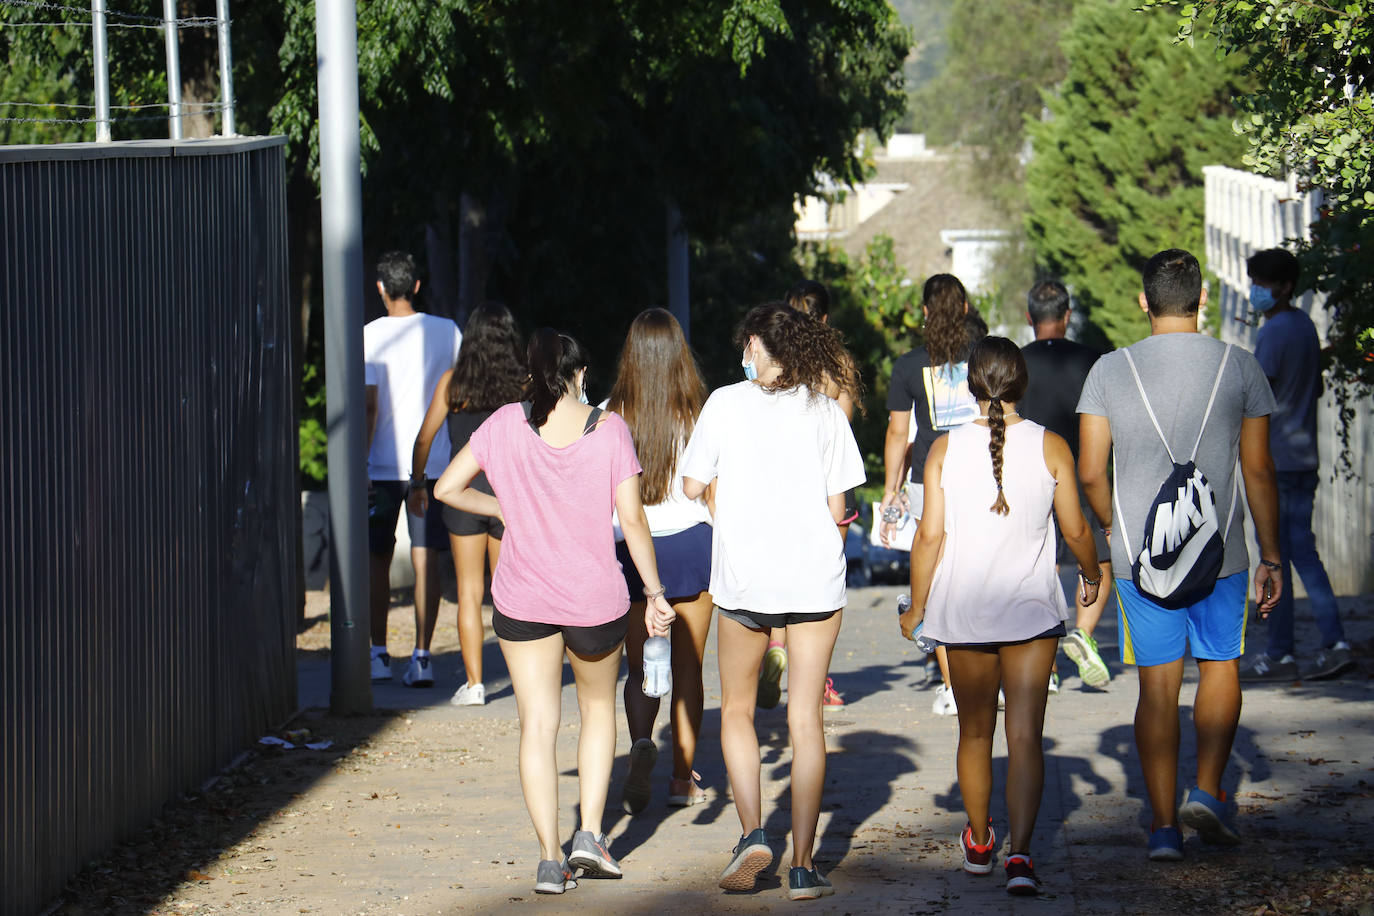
top-left (742, 346), bottom-right (758, 381)
top-left (1249, 284), bottom-right (1277, 311)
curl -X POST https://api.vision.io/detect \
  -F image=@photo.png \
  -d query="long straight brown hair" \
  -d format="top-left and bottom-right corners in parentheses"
top-left (606, 309), bottom-right (708, 505)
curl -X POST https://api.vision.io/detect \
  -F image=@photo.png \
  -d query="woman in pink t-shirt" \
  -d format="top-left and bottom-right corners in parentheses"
top-left (436, 329), bottom-right (675, 895)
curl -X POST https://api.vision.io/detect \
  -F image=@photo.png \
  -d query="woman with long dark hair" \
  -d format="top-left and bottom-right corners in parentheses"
top-left (899, 337), bottom-right (1099, 895)
top-left (880, 273), bottom-right (984, 716)
top-left (605, 309), bottom-right (714, 812)
top-left (435, 329), bottom-right (675, 895)
top-left (410, 303), bottom-right (527, 705)
top-left (680, 303), bottom-right (865, 901)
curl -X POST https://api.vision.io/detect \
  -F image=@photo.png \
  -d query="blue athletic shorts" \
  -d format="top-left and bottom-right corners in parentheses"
top-left (1116, 571), bottom-right (1248, 666)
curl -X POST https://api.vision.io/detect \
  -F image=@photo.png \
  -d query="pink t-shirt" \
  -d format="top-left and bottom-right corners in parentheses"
top-left (469, 403), bottom-right (642, 626)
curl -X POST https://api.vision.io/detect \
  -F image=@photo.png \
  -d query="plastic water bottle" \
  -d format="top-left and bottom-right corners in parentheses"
top-left (898, 594), bottom-right (933, 651)
top-left (642, 635), bottom-right (672, 698)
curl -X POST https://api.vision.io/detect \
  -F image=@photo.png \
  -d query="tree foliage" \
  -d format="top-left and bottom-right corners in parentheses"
top-left (1023, 0), bottom-right (1250, 347)
top-left (1151, 0), bottom-right (1374, 388)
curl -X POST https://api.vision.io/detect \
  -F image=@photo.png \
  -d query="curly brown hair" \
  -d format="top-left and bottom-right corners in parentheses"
top-left (922, 273), bottom-right (973, 368)
top-left (447, 303), bottom-right (527, 412)
top-left (966, 337), bottom-right (1029, 515)
top-left (734, 302), bottom-right (863, 410)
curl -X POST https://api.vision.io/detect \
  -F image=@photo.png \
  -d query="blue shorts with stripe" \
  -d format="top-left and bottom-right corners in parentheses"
top-left (1115, 572), bottom-right (1249, 666)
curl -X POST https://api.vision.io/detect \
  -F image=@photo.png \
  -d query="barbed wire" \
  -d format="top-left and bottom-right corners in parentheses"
top-left (1, 99), bottom-right (225, 110)
top-left (0, 0), bottom-right (225, 27)
top-left (0, 102), bottom-right (228, 125)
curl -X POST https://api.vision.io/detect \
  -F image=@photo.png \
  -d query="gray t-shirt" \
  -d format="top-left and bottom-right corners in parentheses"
top-left (1077, 333), bottom-right (1275, 578)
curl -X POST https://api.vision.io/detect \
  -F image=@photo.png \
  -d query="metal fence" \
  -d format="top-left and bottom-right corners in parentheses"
top-left (1204, 164), bottom-right (1374, 596)
top-left (0, 136), bottom-right (297, 914)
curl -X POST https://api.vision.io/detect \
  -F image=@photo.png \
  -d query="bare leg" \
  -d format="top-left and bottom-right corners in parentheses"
top-left (410, 545), bottom-right (440, 652)
top-left (718, 615), bottom-right (770, 835)
top-left (997, 637), bottom-right (1057, 854)
top-left (623, 600), bottom-right (660, 743)
top-left (450, 532), bottom-right (491, 685)
top-left (369, 551), bottom-right (393, 648)
top-left (783, 611), bottom-right (843, 869)
top-left (1193, 658), bottom-right (1241, 800)
top-left (946, 647), bottom-right (1001, 846)
top-left (501, 634), bottom-right (567, 861)
top-left (568, 641), bottom-right (625, 834)
top-left (1135, 659), bottom-right (1185, 831)
top-left (936, 645), bottom-right (953, 688)
top-left (669, 592), bottom-right (715, 780)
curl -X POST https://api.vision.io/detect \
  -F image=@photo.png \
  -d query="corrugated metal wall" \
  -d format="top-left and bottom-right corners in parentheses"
top-left (0, 137), bottom-right (298, 914)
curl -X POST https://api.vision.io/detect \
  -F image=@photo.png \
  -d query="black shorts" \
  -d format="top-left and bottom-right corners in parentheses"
top-left (368, 480), bottom-right (449, 554)
top-left (945, 622), bottom-right (1067, 652)
top-left (492, 607), bottom-right (628, 656)
top-left (442, 502), bottom-right (505, 539)
top-left (839, 488), bottom-right (859, 526)
top-left (717, 606), bottom-right (840, 631)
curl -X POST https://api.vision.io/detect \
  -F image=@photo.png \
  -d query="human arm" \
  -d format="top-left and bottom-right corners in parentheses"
top-left (1077, 413), bottom-right (1113, 529)
top-left (408, 370), bottom-right (454, 516)
top-left (1046, 432), bottom-right (1101, 606)
top-left (433, 444), bottom-right (503, 520)
top-left (899, 436), bottom-right (947, 640)
top-left (880, 409), bottom-right (912, 546)
top-left (365, 384), bottom-right (379, 453)
top-left (1239, 414), bottom-right (1283, 615)
top-left (615, 474), bottom-right (676, 636)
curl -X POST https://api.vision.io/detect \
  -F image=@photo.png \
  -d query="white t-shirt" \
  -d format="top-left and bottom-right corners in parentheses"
top-left (364, 313), bottom-right (462, 480)
top-left (611, 433), bottom-right (713, 540)
top-left (679, 381), bottom-right (865, 614)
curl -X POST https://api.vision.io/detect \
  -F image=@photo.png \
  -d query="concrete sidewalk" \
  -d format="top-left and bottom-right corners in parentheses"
top-left (68, 585), bottom-right (1374, 915)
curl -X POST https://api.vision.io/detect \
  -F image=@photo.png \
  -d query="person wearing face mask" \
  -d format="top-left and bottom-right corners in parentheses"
top-left (679, 303), bottom-right (865, 900)
top-left (1239, 248), bottom-right (1353, 682)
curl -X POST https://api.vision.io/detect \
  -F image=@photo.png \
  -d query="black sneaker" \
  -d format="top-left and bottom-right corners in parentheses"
top-left (1306, 643), bottom-right (1355, 680)
top-left (568, 830), bottom-right (622, 878)
top-left (1238, 652), bottom-right (1299, 682)
top-left (718, 827), bottom-right (772, 891)
top-left (533, 858), bottom-right (577, 894)
top-left (787, 866), bottom-right (834, 900)
top-left (1005, 854), bottom-right (1041, 895)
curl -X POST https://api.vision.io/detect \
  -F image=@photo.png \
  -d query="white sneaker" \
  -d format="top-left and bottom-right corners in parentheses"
top-left (403, 653), bottom-right (434, 687)
top-left (370, 652), bottom-right (392, 682)
top-left (932, 684), bottom-right (958, 716)
top-left (450, 682), bottom-right (486, 706)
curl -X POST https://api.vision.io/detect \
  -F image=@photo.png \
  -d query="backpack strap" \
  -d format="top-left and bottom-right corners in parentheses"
top-left (1188, 344), bottom-right (1232, 463)
top-left (582, 406), bottom-right (603, 436)
top-left (1121, 348), bottom-right (1176, 464)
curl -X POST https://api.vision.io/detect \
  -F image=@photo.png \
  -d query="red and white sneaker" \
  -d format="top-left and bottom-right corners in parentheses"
top-left (822, 677), bottom-right (844, 706)
top-left (1005, 854), bottom-right (1041, 895)
top-left (960, 821), bottom-right (996, 874)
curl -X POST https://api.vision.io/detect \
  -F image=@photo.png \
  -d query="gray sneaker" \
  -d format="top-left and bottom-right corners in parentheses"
top-left (568, 830), bottom-right (622, 878)
top-left (718, 827), bottom-right (773, 891)
top-left (534, 858), bottom-right (577, 894)
top-left (1239, 652), bottom-right (1299, 682)
top-left (1306, 643), bottom-right (1355, 680)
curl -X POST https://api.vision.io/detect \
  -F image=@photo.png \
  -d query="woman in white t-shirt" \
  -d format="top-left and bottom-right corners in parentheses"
top-left (680, 303), bottom-right (865, 901)
top-left (606, 309), bottom-right (715, 813)
top-left (898, 337), bottom-right (1099, 896)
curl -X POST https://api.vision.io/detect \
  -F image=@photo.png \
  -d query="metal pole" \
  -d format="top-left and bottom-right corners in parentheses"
top-left (216, 0), bottom-right (236, 136)
top-left (91, 0), bottom-right (111, 142)
top-left (316, 0), bottom-right (371, 715)
top-left (162, 0), bottom-right (182, 139)
top-left (666, 205), bottom-right (690, 343)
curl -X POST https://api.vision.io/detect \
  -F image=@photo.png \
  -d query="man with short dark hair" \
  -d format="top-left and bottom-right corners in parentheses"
top-left (1077, 248), bottom-right (1282, 860)
top-left (1239, 247), bottom-right (1352, 681)
top-left (1018, 279), bottom-right (1112, 689)
top-left (364, 251), bottom-right (462, 687)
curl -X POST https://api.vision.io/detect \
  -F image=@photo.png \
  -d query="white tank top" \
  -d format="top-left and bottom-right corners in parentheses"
top-left (924, 420), bottom-right (1068, 644)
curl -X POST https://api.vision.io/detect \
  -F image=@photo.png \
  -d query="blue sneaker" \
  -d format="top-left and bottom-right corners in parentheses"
top-left (718, 828), bottom-right (772, 891)
top-left (1147, 825), bottom-right (1184, 861)
top-left (787, 866), bottom-right (834, 900)
top-left (1178, 787), bottom-right (1240, 846)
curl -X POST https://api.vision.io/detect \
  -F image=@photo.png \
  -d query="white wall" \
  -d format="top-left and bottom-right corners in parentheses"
top-left (1203, 165), bottom-right (1373, 595)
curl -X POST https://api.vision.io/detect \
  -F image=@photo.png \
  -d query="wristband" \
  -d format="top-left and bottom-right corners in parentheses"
top-left (643, 584), bottom-right (666, 599)
top-left (1079, 570), bottom-right (1101, 586)
top-left (1260, 559), bottom-right (1282, 571)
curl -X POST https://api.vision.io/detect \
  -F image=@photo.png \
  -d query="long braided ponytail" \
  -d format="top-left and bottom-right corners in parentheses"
top-left (966, 337), bottom-right (1029, 516)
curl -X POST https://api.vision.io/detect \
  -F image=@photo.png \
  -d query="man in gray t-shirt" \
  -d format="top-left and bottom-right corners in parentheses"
top-left (1077, 249), bottom-right (1282, 857)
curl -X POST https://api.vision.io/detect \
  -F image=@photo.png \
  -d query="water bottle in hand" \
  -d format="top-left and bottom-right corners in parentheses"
top-left (642, 635), bottom-right (672, 698)
top-left (897, 595), bottom-right (922, 642)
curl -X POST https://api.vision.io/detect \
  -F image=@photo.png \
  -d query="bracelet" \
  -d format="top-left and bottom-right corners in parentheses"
top-left (1260, 559), bottom-right (1282, 571)
top-left (643, 584), bottom-right (666, 599)
top-left (1079, 570), bottom-right (1101, 586)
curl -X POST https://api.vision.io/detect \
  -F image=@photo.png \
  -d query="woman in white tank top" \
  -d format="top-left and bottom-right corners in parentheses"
top-left (898, 337), bottom-right (1101, 896)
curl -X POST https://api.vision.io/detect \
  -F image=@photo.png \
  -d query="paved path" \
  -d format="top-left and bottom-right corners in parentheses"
top-left (279, 583), bottom-right (1374, 915)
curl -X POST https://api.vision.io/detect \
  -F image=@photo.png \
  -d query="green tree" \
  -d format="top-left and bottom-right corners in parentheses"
top-left (1023, 0), bottom-right (1250, 347)
top-left (1151, 0), bottom-right (1373, 389)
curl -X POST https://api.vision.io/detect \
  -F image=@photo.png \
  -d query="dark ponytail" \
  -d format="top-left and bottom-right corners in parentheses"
top-left (527, 328), bottom-right (587, 428)
top-left (966, 337), bottom-right (1029, 515)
